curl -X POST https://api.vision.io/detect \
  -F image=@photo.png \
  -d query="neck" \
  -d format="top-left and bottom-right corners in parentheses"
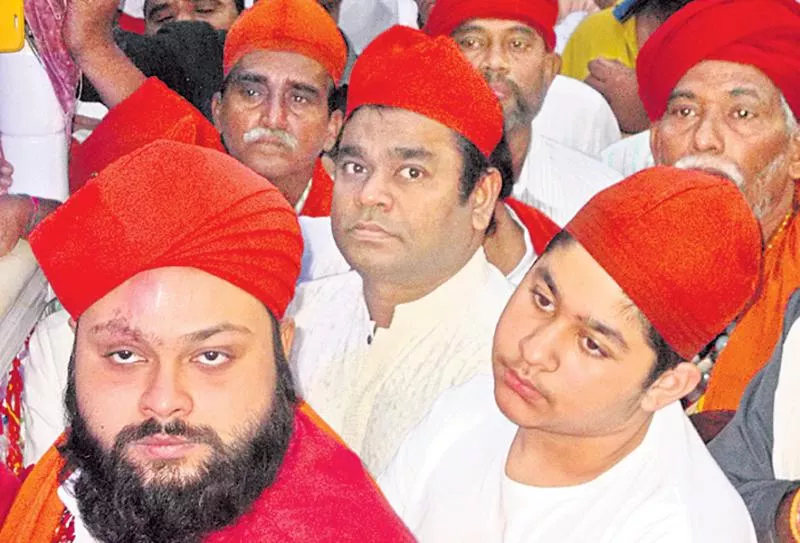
top-left (761, 182), bottom-right (797, 245)
top-left (273, 162), bottom-right (316, 207)
top-left (506, 414), bottom-right (652, 487)
top-left (361, 249), bottom-right (479, 328)
top-left (484, 201), bottom-right (526, 275)
top-left (507, 125), bottom-right (532, 182)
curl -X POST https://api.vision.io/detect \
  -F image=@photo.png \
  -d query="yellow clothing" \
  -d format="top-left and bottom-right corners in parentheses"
top-left (561, 8), bottom-right (639, 81)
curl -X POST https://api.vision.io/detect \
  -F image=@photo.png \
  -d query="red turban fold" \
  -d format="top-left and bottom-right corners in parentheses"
top-left (223, 0), bottom-right (347, 83)
top-left (31, 141), bottom-right (303, 320)
top-left (346, 26), bottom-right (503, 158)
top-left (424, 0), bottom-right (558, 52)
top-left (637, 0), bottom-right (800, 122)
top-left (566, 167), bottom-right (762, 360)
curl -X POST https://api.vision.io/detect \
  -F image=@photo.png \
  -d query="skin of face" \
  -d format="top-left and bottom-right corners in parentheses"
top-left (73, 267), bottom-right (288, 482)
top-left (651, 60), bottom-right (800, 227)
top-left (492, 240), bottom-right (695, 438)
top-left (212, 51), bottom-right (343, 192)
top-left (331, 107), bottom-right (499, 292)
top-left (451, 18), bottom-right (561, 132)
top-left (144, 0), bottom-right (239, 35)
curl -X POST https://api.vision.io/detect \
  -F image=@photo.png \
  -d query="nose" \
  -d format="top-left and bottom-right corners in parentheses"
top-left (139, 360), bottom-right (193, 422)
top-left (480, 40), bottom-right (510, 76)
top-left (690, 110), bottom-right (724, 155)
top-left (517, 321), bottom-right (561, 374)
top-left (356, 168), bottom-right (393, 210)
top-left (261, 94), bottom-right (289, 131)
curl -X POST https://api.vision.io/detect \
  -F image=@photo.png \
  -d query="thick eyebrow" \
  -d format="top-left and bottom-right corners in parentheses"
top-left (668, 89), bottom-right (695, 102)
top-left (229, 71), bottom-right (269, 86)
top-left (454, 24), bottom-right (535, 36)
top-left (182, 323), bottom-right (253, 343)
top-left (90, 318), bottom-right (154, 345)
top-left (532, 265), bottom-right (560, 300)
top-left (337, 144), bottom-right (366, 161)
top-left (729, 87), bottom-right (762, 100)
top-left (390, 147), bottom-right (434, 161)
top-left (580, 316), bottom-right (630, 352)
top-left (290, 82), bottom-right (322, 98)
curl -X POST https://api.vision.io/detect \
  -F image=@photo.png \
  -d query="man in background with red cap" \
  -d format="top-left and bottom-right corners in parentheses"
top-left (635, 0), bottom-right (800, 414)
top-left (288, 25), bottom-right (519, 476)
top-left (379, 167), bottom-right (760, 542)
top-left (424, 0), bottom-right (622, 225)
top-left (0, 140), bottom-right (413, 542)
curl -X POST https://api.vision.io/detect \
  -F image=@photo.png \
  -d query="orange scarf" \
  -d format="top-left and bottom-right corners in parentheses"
top-left (703, 212), bottom-right (800, 411)
top-left (0, 403), bottom-right (346, 543)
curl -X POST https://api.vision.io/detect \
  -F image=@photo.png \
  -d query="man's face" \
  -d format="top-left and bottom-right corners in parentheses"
top-left (332, 107), bottom-right (497, 289)
top-left (452, 19), bottom-right (560, 132)
top-left (651, 60), bottom-right (799, 222)
top-left (212, 50), bottom-right (342, 187)
top-left (492, 241), bottom-right (660, 437)
top-left (73, 266), bottom-right (280, 482)
top-left (144, 0), bottom-right (239, 35)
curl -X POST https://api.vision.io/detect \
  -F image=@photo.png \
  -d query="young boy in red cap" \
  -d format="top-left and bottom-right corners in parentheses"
top-left (0, 141), bottom-right (414, 542)
top-left (379, 166), bottom-right (761, 542)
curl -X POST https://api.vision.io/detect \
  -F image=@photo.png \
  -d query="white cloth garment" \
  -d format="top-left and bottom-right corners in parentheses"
top-left (533, 75), bottom-right (621, 158)
top-left (555, 12), bottom-right (589, 54)
top-left (772, 317), bottom-right (800, 480)
top-left (287, 248), bottom-right (514, 474)
top-left (602, 129), bottom-right (655, 176)
top-left (58, 473), bottom-right (99, 543)
top-left (339, 0), bottom-right (405, 53)
top-left (298, 204), bottom-right (538, 286)
top-left (513, 134), bottom-right (622, 226)
top-left (380, 375), bottom-right (757, 543)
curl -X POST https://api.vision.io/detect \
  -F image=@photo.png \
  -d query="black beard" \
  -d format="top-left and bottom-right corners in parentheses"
top-left (59, 346), bottom-right (297, 543)
top-left (483, 72), bottom-right (535, 133)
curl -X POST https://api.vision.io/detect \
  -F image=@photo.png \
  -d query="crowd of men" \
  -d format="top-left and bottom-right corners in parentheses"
top-left (0, 0), bottom-right (798, 540)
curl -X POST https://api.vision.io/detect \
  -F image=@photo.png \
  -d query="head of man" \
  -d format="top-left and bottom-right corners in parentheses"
top-left (212, 0), bottom-right (346, 199)
top-left (415, 0), bottom-right (436, 27)
top-left (425, 0), bottom-right (561, 134)
top-left (29, 141), bottom-right (304, 542)
top-left (492, 167), bottom-right (762, 440)
top-left (143, 0), bottom-right (242, 35)
top-left (330, 26), bottom-right (504, 294)
top-left (639, 0), bottom-right (800, 239)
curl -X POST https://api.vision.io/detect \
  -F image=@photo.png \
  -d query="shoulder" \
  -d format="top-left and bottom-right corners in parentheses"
top-left (537, 137), bottom-right (623, 186)
top-left (287, 271), bottom-right (362, 319)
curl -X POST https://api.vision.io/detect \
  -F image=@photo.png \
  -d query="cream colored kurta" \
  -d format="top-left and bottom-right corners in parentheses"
top-left (287, 248), bottom-right (514, 474)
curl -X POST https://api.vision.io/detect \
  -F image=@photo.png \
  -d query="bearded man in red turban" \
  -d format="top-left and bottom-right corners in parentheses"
top-left (636, 0), bottom-right (800, 415)
top-left (0, 141), bottom-right (414, 542)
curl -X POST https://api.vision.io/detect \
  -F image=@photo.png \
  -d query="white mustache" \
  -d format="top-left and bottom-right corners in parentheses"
top-left (673, 155), bottom-right (745, 188)
top-left (243, 127), bottom-right (298, 150)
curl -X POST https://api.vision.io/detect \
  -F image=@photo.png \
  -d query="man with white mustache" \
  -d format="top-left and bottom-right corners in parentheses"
top-left (286, 26), bottom-right (515, 476)
top-left (636, 0), bottom-right (800, 416)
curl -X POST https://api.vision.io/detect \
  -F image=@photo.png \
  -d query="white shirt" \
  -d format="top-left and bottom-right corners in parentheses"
top-left (287, 249), bottom-right (514, 474)
top-left (534, 75), bottom-right (621, 159)
top-left (298, 206), bottom-right (538, 286)
top-left (58, 473), bottom-right (99, 543)
top-left (602, 129), bottom-right (655, 177)
top-left (513, 134), bottom-right (622, 226)
top-left (380, 375), bottom-right (757, 543)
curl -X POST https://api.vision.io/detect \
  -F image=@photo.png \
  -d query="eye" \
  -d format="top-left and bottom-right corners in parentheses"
top-left (581, 336), bottom-right (608, 358)
top-left (531, 289), bottom-right (554, 313)
top-left (194, 351), bottom-right (230, 367)
top-left (156, 15), bottom-right (174, 23)
top-left (106, 350), bottom-right (145, 365)
top-left (291, 94), bottom-right (310, 104)
top-left (398, 166), bottom-right (424, 181)
top-left (671, 106), bottom-right (695, 118)
top-left (457, 37), bottom-right (483, 50)
top-left (342, 162), bottom-right (366, 175)
top-left (509, 39), bottom-right (530, 50)
top-left (732, 108), bottom-right (755, 120)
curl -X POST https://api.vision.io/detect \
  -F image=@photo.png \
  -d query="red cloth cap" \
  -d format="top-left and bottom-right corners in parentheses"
top-left (223, 0), bottom-right (347, 83)
top-left (424, 0), bottom-right (558, 52)
top-left (566, 166), bottom-right (762, 360)
top-left (346, 25), bottom-right (503, 158)
top-left (637, 0), bottom-right (800, 122)
top-left (31, 140), bottom-right (303, 320)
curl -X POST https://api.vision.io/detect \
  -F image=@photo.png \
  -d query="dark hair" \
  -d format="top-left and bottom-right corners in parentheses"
top-left (620, 0), bottom-right (694, 23)
top-left (543, 231), bottom-right (684, 386)
top-left (234, 0), bottom-right (244, 13)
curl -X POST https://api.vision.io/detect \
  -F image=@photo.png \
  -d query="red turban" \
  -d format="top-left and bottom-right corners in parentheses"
top-left (346, 26), bottom-right (503, 158)
top-left (31, 140), bottom-right (303, 320)
top-left (566, 167), bottom-right (762, 360)
top-left (223, 0), bottom-right (347, 83)
top-left (424, 0), bottom-right (558, 52)
top-left (637, 0), bottom-right (800, 122)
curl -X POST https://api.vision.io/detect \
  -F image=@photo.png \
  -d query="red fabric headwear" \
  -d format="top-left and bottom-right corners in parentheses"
top-left (223, 0), bottom-right (347, 83)
top-left (637, 0), bottom-right (800, 122)
top-left (31, 140), bottom-right (303, 320)
top-left (566, 166), bottom-right (762, 360)
top-left (424, 0), bottom-right (558, 52)
top-left (346, 25), bottom-right (503, 158)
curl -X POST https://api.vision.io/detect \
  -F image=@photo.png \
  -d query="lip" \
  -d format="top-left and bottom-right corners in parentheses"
top-left (502, 366), bottom-right (544, 403)
top-left (131, 435), bottom-right (200, 461)
top-left (252, 137), bottom-right (292, 150)
top-left (350, 221), bottom-right (394, 241)
top-left (489, 84), bottom-right (509, 101)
